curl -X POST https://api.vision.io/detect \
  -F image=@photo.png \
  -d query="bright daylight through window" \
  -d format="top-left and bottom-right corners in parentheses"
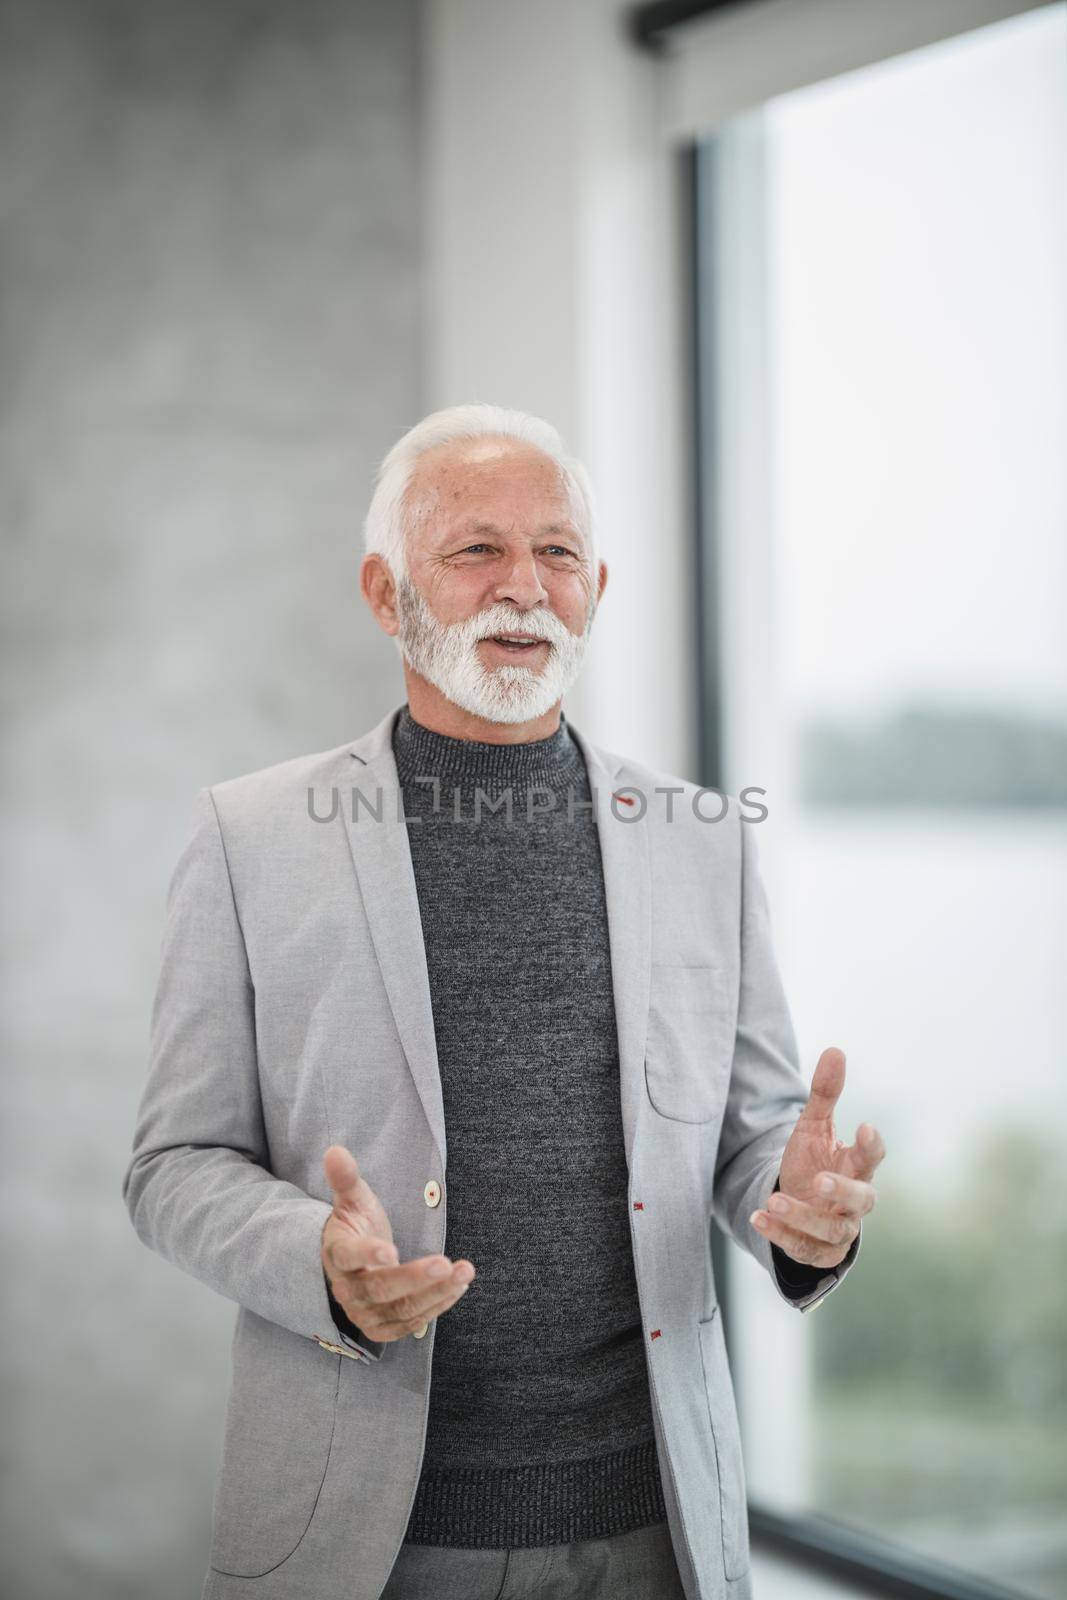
top-left (701, 6), bottom-right (1067, 1597)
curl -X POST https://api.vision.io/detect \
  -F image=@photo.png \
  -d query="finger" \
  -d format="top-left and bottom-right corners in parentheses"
top-left (345, 1254), bottom-right (474, 1309)
top-left (367, 1273), bottom-right (473, 1333)
top-left (372, 1278), bottom-right (474, 1340)
top-left (766, 1189), bottom-right (864, 1246)
top-left (323, 1145), bottom-right (364, 1211)
top-left (324, 1226), bottom-right (396, 1277)
top-left (341, 1272), bottom-right (474, 1339)
top-left (839, 1123), bottom-right (886, 1182)
top-left (749, 1207), bottom-right (851, 1269)
top-left (798, 1047), bottom-right (846, 1125)
top-left (807, 1171), bottom-right (877, 1218)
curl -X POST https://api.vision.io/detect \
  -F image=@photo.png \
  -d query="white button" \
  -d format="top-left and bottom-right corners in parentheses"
top-left (412, 1321), bottom-right (429, 1338)
top-left (423, 1180), bottom-right (441, 1208)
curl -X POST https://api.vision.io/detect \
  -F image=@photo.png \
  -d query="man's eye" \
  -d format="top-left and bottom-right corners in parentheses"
top-left (462, 544), bottom-right (490, 554)
top-left (544, 545), bottom-right (576, 557)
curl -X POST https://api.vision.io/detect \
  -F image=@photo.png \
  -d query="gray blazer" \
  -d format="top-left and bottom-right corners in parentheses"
top-left (122, 704), bottom-right (859, 1600)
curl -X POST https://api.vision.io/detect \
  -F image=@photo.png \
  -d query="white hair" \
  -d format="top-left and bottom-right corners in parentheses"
top-left (362, 402), bottom-right (597, 584)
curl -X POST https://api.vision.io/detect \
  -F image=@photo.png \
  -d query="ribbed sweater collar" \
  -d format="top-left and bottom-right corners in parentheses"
top-left (392, 703), bottom-right (582, 791)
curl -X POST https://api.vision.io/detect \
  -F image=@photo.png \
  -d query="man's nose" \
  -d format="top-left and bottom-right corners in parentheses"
top-left (491, 551), bottom-right (549, 609)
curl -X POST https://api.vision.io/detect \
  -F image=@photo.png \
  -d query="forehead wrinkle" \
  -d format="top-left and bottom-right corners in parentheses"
top-left (460, 519), bottom-right (578, 537)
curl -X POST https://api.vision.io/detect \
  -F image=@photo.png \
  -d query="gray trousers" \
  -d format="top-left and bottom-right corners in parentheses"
top-left (379, 1519), bottom-right (688, 1599)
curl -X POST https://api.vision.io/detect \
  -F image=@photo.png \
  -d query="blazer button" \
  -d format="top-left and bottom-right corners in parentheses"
top-left (423, 1180), bottom-right (442, 1208)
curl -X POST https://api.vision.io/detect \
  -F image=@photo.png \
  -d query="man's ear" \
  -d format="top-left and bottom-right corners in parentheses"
top-left (360, 553), bottom-right (399, 637)
top-left (596, 559), bottom-right (608, 604)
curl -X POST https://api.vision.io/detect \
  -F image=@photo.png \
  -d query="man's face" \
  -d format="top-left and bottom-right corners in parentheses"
top-left (391, 438), bottom-right (605, 725)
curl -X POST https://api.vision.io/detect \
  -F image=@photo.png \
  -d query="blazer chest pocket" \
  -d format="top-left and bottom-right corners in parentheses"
top-left (644, 962), bottom-right (736, 1123)
top-left (698, 1308), bottom-right (751, 1581)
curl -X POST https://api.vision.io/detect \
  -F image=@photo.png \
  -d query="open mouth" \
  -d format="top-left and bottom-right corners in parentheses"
top-left (482, 635), bottom-right (550, 655)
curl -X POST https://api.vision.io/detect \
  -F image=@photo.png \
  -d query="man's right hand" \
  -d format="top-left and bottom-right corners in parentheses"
top-left (320, 1145), bottom-right (475, 1344)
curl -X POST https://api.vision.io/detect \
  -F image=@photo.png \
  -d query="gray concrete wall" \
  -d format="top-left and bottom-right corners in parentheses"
top-left (0, 2), bottom-right (422, 1594)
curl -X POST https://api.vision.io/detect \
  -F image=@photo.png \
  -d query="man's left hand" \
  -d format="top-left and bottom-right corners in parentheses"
top-left (749, 1046), bottom-right (885, 1269)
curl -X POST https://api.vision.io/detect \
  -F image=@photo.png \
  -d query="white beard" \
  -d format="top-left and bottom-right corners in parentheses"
top-left (393, 576), bottom-right (596, 725)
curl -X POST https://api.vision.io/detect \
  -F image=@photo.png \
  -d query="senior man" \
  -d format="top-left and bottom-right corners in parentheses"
top-left (123, 403), bottom-right (884, 1600)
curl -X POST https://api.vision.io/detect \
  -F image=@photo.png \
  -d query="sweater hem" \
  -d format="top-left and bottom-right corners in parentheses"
top-left (402, 1436), bottom-right (669, 1549)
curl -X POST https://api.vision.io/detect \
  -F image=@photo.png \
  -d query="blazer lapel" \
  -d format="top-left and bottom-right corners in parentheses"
top-left (341, 709), bottom-right (447, 1170)
top-left (567, 723), bottom-right (652, 1173)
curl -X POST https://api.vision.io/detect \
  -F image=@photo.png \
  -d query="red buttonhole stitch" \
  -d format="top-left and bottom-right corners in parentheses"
top-left (613, 792), bottom-right (635, 806)
top-left (650, 1329), bottom-right (662, 1340)
top-left (633, 1202), bottom-right (644, 1210)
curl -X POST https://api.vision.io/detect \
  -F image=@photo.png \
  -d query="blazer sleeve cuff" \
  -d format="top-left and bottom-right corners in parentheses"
top-left (323, 1268), bottom-right (388, 1361)
top-left (769, 1177), bottom-right (861, 1314)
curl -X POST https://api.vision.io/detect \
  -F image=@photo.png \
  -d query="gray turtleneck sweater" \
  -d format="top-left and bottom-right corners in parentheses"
top-left (380, 702), bottom-right (668, 1549)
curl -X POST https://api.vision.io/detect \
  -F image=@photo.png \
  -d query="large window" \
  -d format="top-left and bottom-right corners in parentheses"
top-left (696, 6), bottom-right (1067, 1597)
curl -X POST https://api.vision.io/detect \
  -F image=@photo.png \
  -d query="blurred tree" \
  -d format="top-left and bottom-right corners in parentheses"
top-left (814, 1123), bottom-right (1067, 1416)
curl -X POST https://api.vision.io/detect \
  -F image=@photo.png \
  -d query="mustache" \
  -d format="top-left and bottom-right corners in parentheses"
top-left (472, 613), bottom-right (563, 643)
top-left (395, 577), bottom-right (595, 651)
top-left (426, 600), bottom-right (573, 646)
